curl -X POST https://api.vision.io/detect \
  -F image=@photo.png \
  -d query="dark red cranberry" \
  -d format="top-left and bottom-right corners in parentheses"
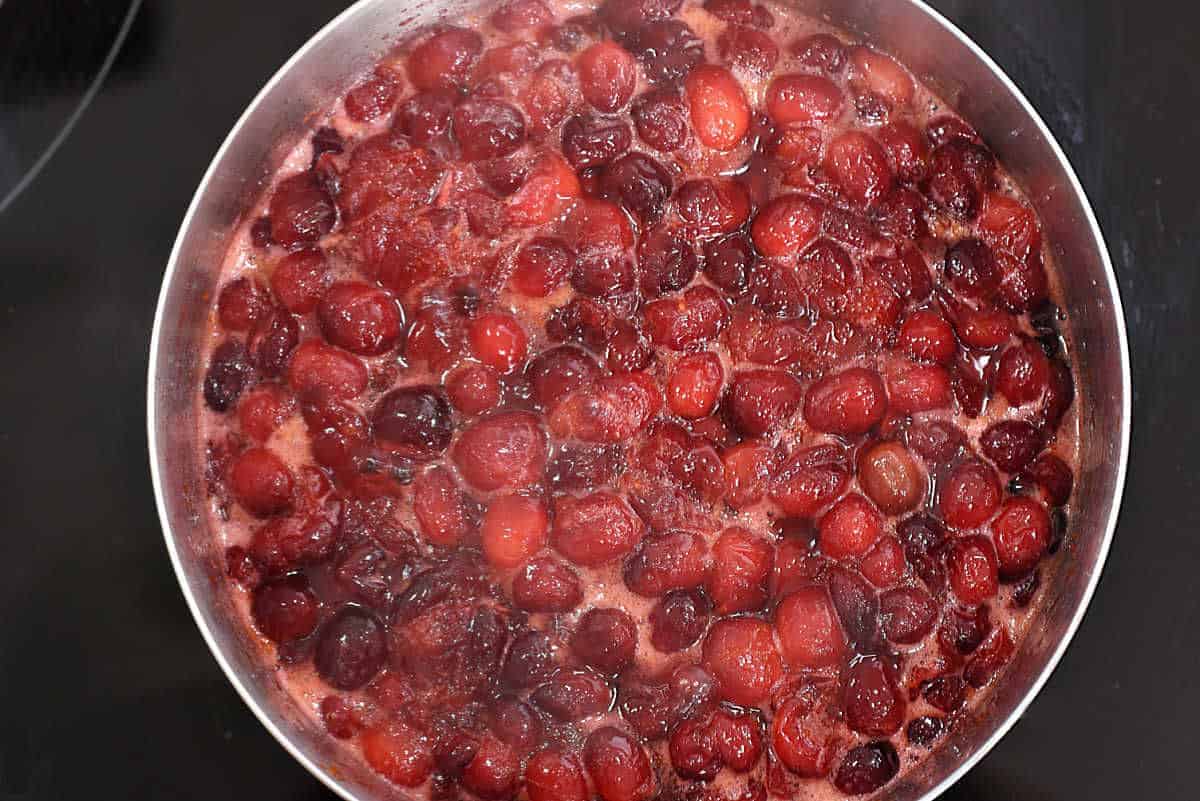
top-left (504, 629), bottom-right (559, 689)
top-left (572, 608), bottom-right (639, 673)
top-left (269, 171), bottom-right (337, 247)
top-left (827, 565), bottom-right (880, 653)
top-left (454, 99), bottom-right (527, 161)
top-left (981, 420), bottom-right (1044, 472)
top-left (938, 606), bottom-right (991, 657)
top-left (371, 386), bottom-right (454, 459)
top-left (650, 589), bottom-right (712, 652)
top-left (879, 586), bottom-right (937, 644)
top-left (599, 152), bottom-right (673, 226)
top-left (217, 277), bottom-right (272, 332)
top-left (703, 233), bottom-right (755, 296)
top-left (638, 225), bottom-right (699, 296)
top-left (314, 607), bottom-right (387, 690)
top-left (562, 115), bottom-right (633, 169)
top-left (923, 675), bottom-right (966, 712)
top-left (907, 715), bottom-right (945, 746)
top-left (582, 726), bottom-right (656, 801)
top-left (600, 0), bottom-right (682, 40)
top-left (396, 89), bottom-right (457, 146)
top-left (203, 340), bottom-right (254, 412)
top-left (251, 575), bottom-right (319, 643)
top-left (513, 556), bottom-right (584, 612)
top-left (833, 741), bottom-right (899, 794)
top-left (945, 238), bottom-right (999, 299)
top-left (632, 20), bottom-right (703, 85)
top-left (1019, 453), bottom-right (1073, 506)
top-left (719, 25), bottom-right (779, 74)
top-left (631, 88), bottom-right (689, 151)
top-left (531, 670), bottom-right (614, 720)
top-left (791, 33), bottom-right (847, 73)
top-left (250, 216), bottom-right (273, 248)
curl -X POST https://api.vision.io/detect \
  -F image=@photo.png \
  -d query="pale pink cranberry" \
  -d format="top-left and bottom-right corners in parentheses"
top-left (229, 447), bottom-right (294, 517)
top-left (362, 721), bottom-right (434, 786)
top-left (513, 556), bottom-right (583, 612)
top-left (703, 618), bottom-right (783, 706)
top-left (860, 535), bottom-right (906, 587)
top-left (995, 339), bottom-right (1051, 405)
top-left (526, 749), bottom-right (589, 801)
top-left (772, 688), bottom-right (838, 777)
top-left (482, 495), bottom-right (549, 569)
top-left (624, 529), bottom-right (711, 596)
top-left (407, 27), bottom-right (483, 90)
top-left (727, 369), bottom-right (803, 437)
top-left (991, 496), bottom-right (1051, 577)
top-left (583, 727), bottom-right (656, 801)
top-left (848, 46), bottom-right (914, 107)
top-left (413, 466), bottom-right (469, 547)
top-left (948, 535), bottom-right (1000, 604)
top-left (287, 340), bottom-right (368, 400)
top-left (769, 444), bottom-right (850, 517)
top-left (577, 41), bottom-right (638, 112)
top-left (765, 74), bottom-right (843, 125)
top-left (271, 248), bottom-right (329, 314)
top-left (268, 171), bottom-right (336, 247)
top-left (666, 352), bottom-right (724, 419)
top-left (940, 458), bottom-right (1001, 529)
top-left (819, 493), bottom-right (882, 559)
top-left (857, 441), bottom-right (923, 515)
top-left (446, 364), bottom-right (502, 416)
top-left (709, 527), bottom-right (774, 614)
top-left (572, 607), bottom-right (638, 673)
top-left (507, 151), bottom-right (582, 227)
top-left (842, 656), bottom-right (905, 735)
top-left (775, 585), bottom-right (847, 669)
top-left (553, 491), bottom-right (645, 566)
top-left (454, 412), bottom-right (548, 491)
top-left (217, 277), bottom-right (271, 332)
top-left (803, 367), bottom-right (887, 435)
top-left (685, 65), bottom-right (751, 151)
top-left (750, 194), bottom-right (823, 257)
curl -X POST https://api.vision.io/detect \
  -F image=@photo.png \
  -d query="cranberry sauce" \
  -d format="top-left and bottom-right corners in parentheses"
top-left (197, 0), bottom-right (1078, 799)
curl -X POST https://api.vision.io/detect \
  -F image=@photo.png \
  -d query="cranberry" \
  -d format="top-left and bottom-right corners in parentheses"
top-left (503, 629), bottom-right (559, 689)
top-left (513, 554), bottom-right (582, 611)
top-left (527, 345), bottom-right (602, 408)
top-left (511, 237), bottom-right (575, 297)
top-left (776, 585), bottom-right (847, 669)
top-left (980, 191), bottom-right (1042, 257)
top-left (314, 281), bottom-right (402, 357)
top-left (726, 369), bottom-right (802, 436)
top-left (631, 88), bottom-right (690, 151)
top-left (562, 114), bottom-right (632, 169)
top-left (750, 194), bottom-right (823, 257)
top-left (481, 495), bottom-right (549, 569)
top-left (467, 312), bottom-right (529, 373)
top-left (941, 458), bottom-right (1001, 529)
top-left (685, 65), bottom-right (751, 151)
top-left (407, 27), bottom-right (483, 90)
top-left (964, 625), bottom-right (1014, 687)
top-left (991, 496), bottom-right (1051, 578)
top-left (532, 669), bottom-right (614, 720)
top-left (816, 493), bottom-right (881, 559)
top-left (938, 605), bottom-right (991, 657)
top-left (229, 447), bottom-right (294, 517)
top-left (362, 721), bottom-right (434, 786)
top-left (453, 411), bottom-right (548, 491)
top-left (644, 286), bottom-right (729, 350)
top-left (665, 352), bottom-right (723, 419)
top-left (549, 374), bottom-right (661, 443)
top-left (772, 688), bottom-right (837, 777)
top-left (981, 419), bottom-right (1044, 473)
top-left (670, 716), bottom-right (722, 780)
top-left (650, 589), bottom-right (712, 652)
top-left (833, 740), bottom-right (899, 794)
top-left (251, 575), bottom-right (319, 643)
top-left (637, 225), bottom-right (699, 297)
top-left (860, 535), bottom-right (906, 587)
top-left (553, 491), bottom-right (645, 566)
top-left (927, 139), bottom-right (996, 221)
top-left (203, 340), bottom-right (254, 412)
top-left (996, 340), bottom-right (1050, 406)
top-left (583, 727), bottom-right (656, 801)
top-left (802, 367), bottom-right (887, 435)
top-left (244, 309), bottom-right (298, 379)
top-left (708, 527), bottom-right (773, 614)
top-left (599, 152), bottom-right (673, 225)
top-left (676, 178), bottom-right (752, 235)
top-left (287, 340), bottom-right (368, 400)
top-left (633, 20), bottom-right (704, 84)
top-left (445, 364), bottom-right (502, 416)
top-left (841, 656), bottom-right (905, 736)
top-left (508, 150), bottom-right (583, 227)
top-left (770, 444), bottom-right (850, 517)
top-left (765, 74), bottom-right (843, 125)
top-left (452, 99), bottom-right (527, 162)
top-left (719, 25), bottom-right (779, 73)
top-left (573, 608), bottom-right (638, 673)
top-left (949, 352), bottom-right (990, 417)
top-left (898, 309), bottom-right (957, 366)
top-left (923, 674), bottom-right (966, 712)
top-left (703, 618), bottom-right (783, 706)
top-left (217, 277), bottom-right (271, 332)
top-left (413, 466), bottom-right (469, 546)
top-left (897, 512), bottom-right (946, 559)
top-left (824, 564), bottom-right (879, 653)
top-left (268, 171), bottom-right (336, 247)
top-left (463, 736), bottom-right (521, 800)
top-left (703, 233), bottom-right (755, 296)
top-left (791, 33), bottom-right (846, 73)
top-left (1019, 453), bottom-right (1073, 507)
top-left (905, 420), bottom-right (966, 465)
top-left (624, 529), bottom-right (711, 596)
top-left (249, 512), bottom-right (337, 577)
top-left (314, 606), bottom-right (387, 690)
top-left (577, 41), bottom-right (638, 112)
top-left (237, 384), bottom-right (295, 443)
top-left (948, 535), bottom-right (1000, 605)
top-left (270, 248), bottom-right (329, 314)
top-left (879, 586), bottom-right (936, 644)
top-left (601, 0), bottom-right (682, 39)
top-left (344, 69), bottom-right (400, 122)
top-left (885, 359), bottom-right (953, 414)
top-left (527, 749), bottom-right (589, 801)
top-left (371, 386), bottom-right (453, 459)
top-left (857, 441), bottom-right (923, 515)
top-left (927, 115), bottom-right (981, 146)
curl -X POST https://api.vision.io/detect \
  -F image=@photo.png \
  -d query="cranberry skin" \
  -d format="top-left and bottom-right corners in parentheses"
top-left (601, 0), bottom-right (682, 40)
top-left (791, 33), bottom-right (847, 73)
top-left (371, 386), bottom-right (453, 460)
top-left (927, 139), bottom-right (995, 221)
top-left (583, 727), bottom-right (656, 801)
top-left (251, 575), bottom-right (319, 643)
top-left (667, 352), bottom-right (724, 419)
top-left (453, 99), bottom-right (527, 162)
top-left (644, 286), bottom-right (729, 351)
top-left (317, 281), bottom-right (403, 356)
top-left (446, 364), bottom-right (502, 416)
top-left (314, 607), bottom-right (387, 691)
top-left (624, 529), bottom-right (711, 597)
top-left (562, 114), bottom-right (632, 169)
top-left (577, 41), bottom-right (638, 112)
top-left (453, 412), bottom-right (548, 492)
top-left (527, 749), bottom-right (590, 801)
top-left (269, 171), bottom-right (336, 248)
top-left (860, 536), bottom-right (906, 588)
top-left (841, 656), bottom-right (905, 736)
top-left (948, 535), bottom-right (1000, 604)
top-left (362, 721), bottom-right (434, 787)
top-left (503, 630), bottom-right (558, 690)
top-left (204, 340), bottom-right (254, 412)
top-left (669, 716), bottom-right (722, 780)
top-left (676, 178), bottom-right (752, 235)
top-left (217, 277), bottom-right (271, 332)
top-left (512, 237), bottom-right (575, 297)
top-left (765, 74), bottom-right (843, 125)
top-left (719, 25), bottom-right (779, 74)
top-left (685, 65), bottom-right (751, 151)
top-left (407, 27), bottom-right (483, 91)
top-left (727, 370), bottom-right (803, 437)
top-left (991, 496), bottom-right (1052, 578)
top-left (533, 669), bottom-right (615, 721)
top-left (776, 585), bottom-right (847, 669)
top-left (650, 589), bottom-right (712, 652)
top-left (981, 419), bottom-right (1044, 472)
top-left (941, 458), bottom-right (1002, 529)
top-left (573, 608), bottom-right (639, 673)
top-left (879, 586), bottom-right (937, 644)
top-left (344, 70), bottom-right (400, 122)
top-left (549, 374), bottom-right (661, 443)
top-left (750, 194), bottom-right (824, 258)
top-left (632, 88), bottom-right (690, 152)
top-left (709, 527), bottom-right (773, 614)
top-left (833, 741), bottom-right (899, 795)
top-left (634, 20), bottom-right (704, 85)
top-left (271, 249), bottom-right (329, 314)
top-left (287, 340), bottom-right (368, 400)
top-left (553, 491), bottom-right (645, 567)
top-left (229, 447), bottom-right (294, 517)
top-left (599, 152), bottom-right (673, 226)
top-left (703, 618), bottom-right (783, 706)
top-left (924, 675), bottom-right (967, 712)
top-left (945, 238), bottom-right (999, 301)
top-left (857, 441), bottom-right (923, 515)
top-left (803, 367), bottom-right (887, 435)
top-left (513, 556), bottom-right (583, 612)
top-left (996, 340), bottom-right (1051, 406)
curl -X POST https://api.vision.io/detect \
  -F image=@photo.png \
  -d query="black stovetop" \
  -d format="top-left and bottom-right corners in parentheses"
top-left (0, 0), bottom-right (1194, 799)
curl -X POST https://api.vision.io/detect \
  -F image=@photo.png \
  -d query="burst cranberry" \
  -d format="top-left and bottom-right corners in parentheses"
top-left (703, 233), bottom-right (755, 296)
top-left (573, 608), bottom-right (638, 673)
top-left (776, 585), bottom-right (847, 669)
top-left (454, 412), bottom-right (548, 491)
top-left (964, 625), bottom-right (1014, 687)
top-left (577, 41), bottom-right (637, 112)
top-left (924, 675), bottom-right (967, 712)
top-left (635, 20), bottom-right (704, 84)
top-left (408, 27), bottom-right (483, 90)
top-left (372, 386), bottom-right (453, 459)
top-left (508, 151), bottom-right (583, 227)
top-left (527, 750), bottom-right (589, 801)
top-left (948, 535), bottom-right (1000, 604)
top-left (268, 171), bottom-right (336, 247)
top-left (452, 99), bottom-right (527, 161)
top-left (708, 527), bottom-right (773, 614)
top-left (413, 466), bottom-right (469, 547)
top-left (703, 618), bottom-right (783, 706)
top-left (549, 374), bottom-right (660, 442)
top-left (316, 281), bottom-right (402, 356)
top-left (941, 458), bottom-right (1001, 529)
top-left (996, 340), bottom-right (1050, 406)
top-left (251, 575), bottom-right (318, 643)
top-left (624, 529), bottom-right (711, 596)
top-left (676, 178), bottom-right (752, 235)
top-left (644, 287), bottom-right (729, 350)
top-left (848, 46), bottom-right (913, 107)
top-left (770, 444), bottom-right (849, 517)
top-left (803, 367), bottom-right (887, 435)
top-left (719, 25), bottom-right (779, 73)
top-left (822, 130), bottom-right (893, 208)
top-left (980, 191), bottom-right (1042, 257)
top-left (669, 717), bottom-right (721, 780)
top-left (599, 152), bottom-right (673, 225)
top-left (878, 120), bottom-right (929, 183)
top-left (632, 88), bottom-right (690, 151)
top-left (991, 496), bottom-right (1051, 577)
top-left (905, 420), bottom-right (967, 465)
top-left (650, 590), bottom-right (712, 652)
top-left (772, 690), bottom-right (837, 778)
top-left (362, 721), bottom-right (434, 787)
top-left (899, 310), bottom-right (956, 364)
top-left (841, 656), bottom-right (905, 736)
top-left (564, 198), bottom-right (636, 251)
top-left (344, 70), bottom-right (400, 122)
top-left (315, 607), bottom-right (387, 690)
top-left (584, 727), bottom-right (656, 801)
top-left (503, 629), bottom-right (558, 690)
top-left (638, 225), bottom-right (700, 297)
top-left (981, 419), bottom-right (1044, 472)
top-left (514, 554), bottom-right (583, 610)
top-left (765, 74), bottom-right (843, 125)
top-left (287, 340), bottom-right (368, 400)
top-left (562, 114), bottom-right (632, 168)
top-left (512, 237), bottom-right (575, 297)
top-left (217, 277), bottom-right (271, 332)
top-left (791, 33), bottom-right (846, 72)
top-left (857, 441), bottom-right (923, 515)
top-left (860, 535), bottom-right (906, 587)
top-left (833, 741), bottom-right (899, 795)
top-left (720, 441), bottom-right (772, 508)
top-left (727, 370), bottom-right (802, 437)
top-left (554, 491), bottom-right (644, 566)
top-left (229, 447), bottom-right (293, 517)
top-left (685, 65), bottom-right (751, 151)
top-left (271, 248), bottom-right (329, 314)
top-left (249, 512), bottom-right (337, 576)
top-left (237, 384), bottom-right (295, 443)
top-left (750, 194), bottom-right (823, 257)
top-left (928, 139), bottom-right (995, 221)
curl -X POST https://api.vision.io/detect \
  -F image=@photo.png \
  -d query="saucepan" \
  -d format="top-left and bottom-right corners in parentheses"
top-left (148, 0), bottom-right (1131, 797)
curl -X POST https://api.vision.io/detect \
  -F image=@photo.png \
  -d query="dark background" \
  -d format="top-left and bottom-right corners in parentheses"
top-left (0, 0), bottom-right (1193, 798)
